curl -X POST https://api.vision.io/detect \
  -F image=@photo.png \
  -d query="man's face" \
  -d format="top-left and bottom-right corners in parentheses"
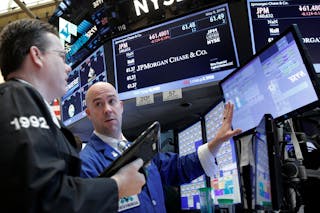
top-left (42, 33), bottom-right (71, 100)
top-left (86, 83), bottom-right (123, 139)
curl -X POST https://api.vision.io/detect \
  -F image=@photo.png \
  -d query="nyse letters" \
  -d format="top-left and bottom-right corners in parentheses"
top-left (133, 0), bottom-right (184, 16)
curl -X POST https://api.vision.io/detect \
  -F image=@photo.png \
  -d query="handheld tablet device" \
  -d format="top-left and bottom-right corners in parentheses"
top-left (99, 121), bottom-right (160, 177)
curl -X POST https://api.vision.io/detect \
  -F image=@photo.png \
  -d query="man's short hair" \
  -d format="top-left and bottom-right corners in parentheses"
top-left (0, 18), bottom-right (58, 80)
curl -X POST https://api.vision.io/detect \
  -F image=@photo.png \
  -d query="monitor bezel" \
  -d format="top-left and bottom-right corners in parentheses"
top-left (219, 24), bottom-right (320, 138)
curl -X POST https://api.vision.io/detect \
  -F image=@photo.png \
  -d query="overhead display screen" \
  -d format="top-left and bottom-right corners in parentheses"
top-left (61, 45), bottom-right (107, 126)
top-left (247, 0), bottom-right (320, 73)
top-left (50, 0), bottom-right (111, 67)
top-left (112, 3), bottom-right (239, 100)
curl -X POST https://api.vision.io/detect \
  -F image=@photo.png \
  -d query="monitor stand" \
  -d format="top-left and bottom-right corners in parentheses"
top-left (218, 204), bottom-right (236, 213)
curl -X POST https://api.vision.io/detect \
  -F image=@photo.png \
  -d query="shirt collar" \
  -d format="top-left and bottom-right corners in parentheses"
top-left (94, 131), bottom-right (127, 153)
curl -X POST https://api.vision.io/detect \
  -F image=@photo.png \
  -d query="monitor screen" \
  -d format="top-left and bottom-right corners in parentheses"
top-left (111, 3), bottom-right (239, 100)
top-left (178, 121), bottom-right (206, 210)
top-left (50, 0), bottom-right (112, 67)
top-left (204, 101), bottom-right (242, 205)
top-left (252, 114), bottom-right (283, 210)
top-left (61, 45), bottom-right (107, 126)
top-left (247, 0), bottom-right (320, 73)
top-left (220, 25), bottom-right (320, 135)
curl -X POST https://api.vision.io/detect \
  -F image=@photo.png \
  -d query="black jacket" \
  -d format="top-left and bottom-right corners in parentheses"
top-left (0, 80), bottom-right (118, 212)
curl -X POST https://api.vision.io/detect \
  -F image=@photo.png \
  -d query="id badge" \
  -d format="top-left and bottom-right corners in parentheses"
top-left (118, 195), bottom-right (140, 212)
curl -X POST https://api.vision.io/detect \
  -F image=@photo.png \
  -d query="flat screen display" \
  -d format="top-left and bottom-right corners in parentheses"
top-left (252, 114), bottom-right (283, 211)
top-left (50, 0), bottom-right (112, 67)
top-left (247, 0), bottom-right (320, 73)
top-left (204, 101), bottom-right (242, 204)
top-left (61, 45), bottom-right (107, 126)
top-left (220, 25), bottom-right (320, 135)
top-left (254, 123), bottom-right (272, 209)
top-left (112, 3), bottom-right (239, 100)
top-left (178, 121), bottom-right (206, 210)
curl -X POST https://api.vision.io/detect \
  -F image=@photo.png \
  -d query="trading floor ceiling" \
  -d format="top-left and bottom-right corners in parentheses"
top-left (0, 0), bottom-right (61, 31)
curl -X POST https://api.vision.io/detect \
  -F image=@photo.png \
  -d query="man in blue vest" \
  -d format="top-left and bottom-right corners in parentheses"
top-left (80, 81), bottom-right (241, 212)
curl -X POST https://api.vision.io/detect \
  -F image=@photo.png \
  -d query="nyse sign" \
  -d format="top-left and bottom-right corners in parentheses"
top-left (133, 0), bottom-right (184, 16)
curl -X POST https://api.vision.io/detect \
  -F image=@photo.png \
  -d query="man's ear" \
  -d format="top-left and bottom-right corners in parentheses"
top-left (85, 108), bottom-right (91, 119)
top-left (120, 100), bottom-right (124, 113)
top-left (29, 46), bottom-right (44, 67)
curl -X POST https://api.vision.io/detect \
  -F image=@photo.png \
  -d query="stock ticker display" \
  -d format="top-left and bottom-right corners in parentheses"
top-left (112, 3), bottom-right (239, 100)
top-left (247, 0), bottom-right (320, 72)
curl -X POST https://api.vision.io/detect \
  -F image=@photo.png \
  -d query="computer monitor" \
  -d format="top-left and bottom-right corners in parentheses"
top-left (247, 0), bottom-right (320, 73)
top-left (60, 45), bottom-right (107, 126)
top-left (49, 0), bottom-right (111, 67)
top-left (178, 120), bottom-right (207, 210)
top-left (111, 3), bottom-right (239, 100)
top-left (252, 114), bottom-right (283, 211)
top-left (204, 100), bottom-right (242, 205)
top-left (219, 24), bottom-right (320, 136)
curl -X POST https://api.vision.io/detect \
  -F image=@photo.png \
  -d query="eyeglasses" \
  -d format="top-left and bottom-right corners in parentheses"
top-left (46, 49), bottom-right (67, 62)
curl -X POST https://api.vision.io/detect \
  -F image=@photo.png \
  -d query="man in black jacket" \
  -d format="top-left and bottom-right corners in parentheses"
top-left (0, 18), bottom-right (145, 212)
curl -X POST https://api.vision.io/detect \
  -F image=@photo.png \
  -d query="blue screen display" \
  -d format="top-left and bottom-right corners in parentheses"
top-left (254, 130), bottom-right (272, 208)
top-left (178, 121), bottom-right (206, 210)
top-left (220, 30), bottom-right (319, 134)
top-left (204, 101), bottom-right (242, 204)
